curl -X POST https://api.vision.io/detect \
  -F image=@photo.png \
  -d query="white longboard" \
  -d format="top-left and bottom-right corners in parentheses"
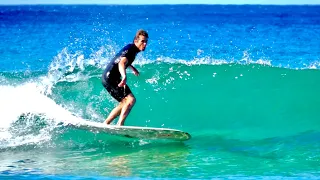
top-left (67, 120), bottom-right (191, 141)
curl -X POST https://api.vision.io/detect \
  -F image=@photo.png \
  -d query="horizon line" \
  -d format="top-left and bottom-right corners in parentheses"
top-left (0, 3), bottom-right (319, 5)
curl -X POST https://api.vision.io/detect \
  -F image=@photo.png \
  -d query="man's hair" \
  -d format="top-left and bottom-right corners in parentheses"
top-left (134, 29), bottom-right (148, 41)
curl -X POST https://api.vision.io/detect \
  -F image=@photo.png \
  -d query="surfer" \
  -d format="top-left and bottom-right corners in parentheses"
top-left (101, 29), bottom-right (149, 126)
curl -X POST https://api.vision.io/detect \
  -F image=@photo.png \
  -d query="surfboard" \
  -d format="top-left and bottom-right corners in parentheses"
top-left (67, 120), bottom-right (191, 141)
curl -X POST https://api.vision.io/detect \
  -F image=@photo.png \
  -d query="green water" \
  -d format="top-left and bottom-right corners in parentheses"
top-left (52, 63), bottom-right (320, 137)
top-left (1, 63), bottom-right (320, 178)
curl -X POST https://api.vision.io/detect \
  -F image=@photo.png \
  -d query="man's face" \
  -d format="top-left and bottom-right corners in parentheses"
top-left (135, 35), bottom-right (148, 51)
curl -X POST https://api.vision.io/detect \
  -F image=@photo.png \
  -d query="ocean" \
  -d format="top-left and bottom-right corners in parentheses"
top-left (1, 4), bottom-right (320, 179)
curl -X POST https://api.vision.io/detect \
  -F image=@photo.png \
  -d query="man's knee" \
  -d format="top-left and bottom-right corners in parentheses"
top-left (126, 95), bottom-right (136, 106)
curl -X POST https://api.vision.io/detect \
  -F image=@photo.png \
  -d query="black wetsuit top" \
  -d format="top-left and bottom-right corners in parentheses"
top-left (101, 43), bottom-right (140, 102)
top-left (102, 43), bottom-right (140, 81)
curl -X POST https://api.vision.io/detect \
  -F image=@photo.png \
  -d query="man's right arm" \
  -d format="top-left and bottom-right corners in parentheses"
top-left (118, 57), bottom-right (128, 87)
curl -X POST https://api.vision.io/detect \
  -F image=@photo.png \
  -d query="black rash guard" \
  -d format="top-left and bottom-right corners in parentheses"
top-left (102, 43), bottom-right (140, 81)
top-left (101, 43), bottom-right (140, 102)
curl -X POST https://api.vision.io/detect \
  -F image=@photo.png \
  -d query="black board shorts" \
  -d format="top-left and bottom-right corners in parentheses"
top-left (102, 73), bottom-right (132, 102)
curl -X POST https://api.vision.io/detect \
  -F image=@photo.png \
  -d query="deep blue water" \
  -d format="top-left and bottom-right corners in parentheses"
top-left (1, 5), bottom-right (320, 72)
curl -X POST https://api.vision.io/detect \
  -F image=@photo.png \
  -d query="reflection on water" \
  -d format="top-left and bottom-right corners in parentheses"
top-left (107, 156), bottom-right (131, 177)
top-left (103, 141), bottom-right (191, 177)
top-left (0, 138), bottom-right (191, 178)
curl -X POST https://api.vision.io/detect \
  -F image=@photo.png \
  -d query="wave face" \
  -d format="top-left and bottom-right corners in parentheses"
top-left (1, 60), bottom-right (320, 178)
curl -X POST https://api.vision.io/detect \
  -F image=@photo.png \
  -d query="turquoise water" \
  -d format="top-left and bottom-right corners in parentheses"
top-left (1, 4), bottom-right (320, 179)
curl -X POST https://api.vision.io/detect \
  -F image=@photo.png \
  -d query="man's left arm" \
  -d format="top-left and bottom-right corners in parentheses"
top-left (129, 65), bottom-right (139, 76)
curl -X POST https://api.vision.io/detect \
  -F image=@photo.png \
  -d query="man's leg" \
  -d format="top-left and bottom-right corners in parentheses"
top-left (117, 94), bottom-right (136, 126)
top-left (104, 102), bottom-right (124, 125)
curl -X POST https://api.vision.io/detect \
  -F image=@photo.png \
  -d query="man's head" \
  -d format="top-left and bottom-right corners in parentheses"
top-left (134, 29), bottom-right (148, 51)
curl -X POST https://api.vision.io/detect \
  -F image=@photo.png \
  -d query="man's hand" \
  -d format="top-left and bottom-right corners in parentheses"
top-left (129, 65), bottom-right (139, 76)
top-left (118, 76), bottom-right (127, 87)
top-left (133, 69), bottom-right (140, 76)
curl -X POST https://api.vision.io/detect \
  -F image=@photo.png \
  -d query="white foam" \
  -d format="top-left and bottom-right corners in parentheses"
top-left (0, 82), bottom-right (81, 148)
top-left (133, 54), bottom-right (271, 67)
top-left (135, 56), bottom-right (229, 66)
top-left (305, 60), bottom-right (320, 70)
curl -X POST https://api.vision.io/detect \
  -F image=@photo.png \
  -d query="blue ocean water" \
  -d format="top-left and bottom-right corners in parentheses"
top-left (1, 4), bottom-right (320, 179)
